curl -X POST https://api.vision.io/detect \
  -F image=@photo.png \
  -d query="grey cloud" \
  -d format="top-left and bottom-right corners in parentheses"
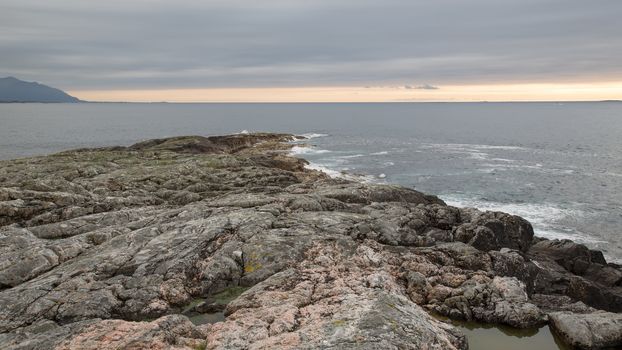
top-left (1, 0), bottom-right (621, 90)
top-left (404, 84), bottom-right (439, 90)
top-left (415, 84), bottom-right (439, 90)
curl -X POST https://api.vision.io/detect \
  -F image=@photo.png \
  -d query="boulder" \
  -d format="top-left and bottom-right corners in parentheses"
top-left (549, 311), bottom-right (622, 349)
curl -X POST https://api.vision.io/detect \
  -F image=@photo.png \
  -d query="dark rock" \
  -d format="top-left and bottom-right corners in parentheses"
top-left (454, 211), bottom-right (534, 252)
top-left (528, 239), bottom-right (622, 312)
top-left (549, 311), bottom-right (622, 349)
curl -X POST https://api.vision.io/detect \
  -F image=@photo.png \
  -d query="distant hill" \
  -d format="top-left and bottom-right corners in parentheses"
top-left (0, 77), bottom-right (81, 103)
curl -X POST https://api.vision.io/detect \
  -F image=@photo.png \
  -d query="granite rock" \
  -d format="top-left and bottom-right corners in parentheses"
top-left (0, 133), bottom-right (620, 349)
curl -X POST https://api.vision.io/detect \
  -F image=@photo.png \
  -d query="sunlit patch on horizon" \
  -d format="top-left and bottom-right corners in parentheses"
top-left (70, 82), bottom-right (622, 103)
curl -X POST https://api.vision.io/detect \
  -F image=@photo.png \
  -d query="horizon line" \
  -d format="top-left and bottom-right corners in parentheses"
top-left (67, 82), bottom-right (622, 103)
top-left (3, 100), bottom-right (622, 105)
top-left (82, 99), bottom-right (622, 104)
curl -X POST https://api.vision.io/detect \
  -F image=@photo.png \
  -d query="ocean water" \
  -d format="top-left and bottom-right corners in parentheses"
top-left (1, 102), bottom-right (621, 262)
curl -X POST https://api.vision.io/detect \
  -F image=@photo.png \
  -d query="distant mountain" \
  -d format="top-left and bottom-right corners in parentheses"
top-left (0, 77), bottom-right (81, 103)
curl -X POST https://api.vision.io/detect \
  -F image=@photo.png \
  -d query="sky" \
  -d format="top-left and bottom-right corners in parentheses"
top-left (2, 0), bottom-right (622, 102)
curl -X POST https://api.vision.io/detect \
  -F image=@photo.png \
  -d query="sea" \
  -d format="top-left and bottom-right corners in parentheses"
top-left (1, 102), bottom-right (621, 263)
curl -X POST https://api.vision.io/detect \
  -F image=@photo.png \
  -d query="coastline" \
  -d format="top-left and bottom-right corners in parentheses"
top-left (289, 134), bottom-right (622, 265)
top-left (0, 133), bottom-right (620, 349)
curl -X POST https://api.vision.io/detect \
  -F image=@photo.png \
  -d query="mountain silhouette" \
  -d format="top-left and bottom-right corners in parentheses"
top-left (0, 77), bottom-right (81, 103)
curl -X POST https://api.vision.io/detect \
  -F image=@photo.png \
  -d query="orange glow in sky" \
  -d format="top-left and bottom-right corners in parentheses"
top-left (70, 82), bottom-right (622, 103)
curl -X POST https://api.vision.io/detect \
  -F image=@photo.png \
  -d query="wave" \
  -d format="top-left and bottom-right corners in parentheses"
top-left (330, 151), bottom-right (390, 161)
top-left (442, 195), bottom-right (605, 244)
top-left (420, 143), bottom-right (531, 162)
top-left (289, 145), bottom-right (331, 155)
top-left (469, 144), bottom-right (527, 151)
top-left (304, 163), bottom-right (378, 183)
top-left (489, 157), bottom-right (516, 163)
top-left (479, 163), bottom-right (578, 176)
top-left (480, 163), bottom-right (543, 170)
top-left (421, 143), bottom-right (529, 152)
top-left (468, 151), bottom-right (488, 160)
top-left (584, 171), bottom-right (622, 178)
top-left (298, 133), bottom-right (329, 139)
top-left (339, 154), bottom-right (366, 159)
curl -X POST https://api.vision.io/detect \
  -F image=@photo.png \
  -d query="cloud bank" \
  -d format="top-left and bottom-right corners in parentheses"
top-left (1, 0), bottom-right (621, 90)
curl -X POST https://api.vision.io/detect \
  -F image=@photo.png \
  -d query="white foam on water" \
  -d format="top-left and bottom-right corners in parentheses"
top-left (304, 163), bottom-right (343, 178)
top-left (238, 129), bottom-right (250, 134)
top-left (304, 163), bottom-right (377, 183)
top-left (289, 141), bottom-right (379, 183)
top-left (289, 145), bottom-right (332, 155)
top-left (442, 195), bottom-right (605, 244)
top-left (421, 143), bottom-right (529, 152)
top-left (370, 151), bottom-right (389, 155)
top-left (489, 158), bottom-right (516, 163)
top-left (468, 151), bottom-right (489, 160)
top-left (532, 229), bottom-right (607, 245)
top-left (469, 144), bottom-right (528, 151)
top-left (420, 143), bottom-right (532, 163)
top-left (298, 133), bottom-right (329, 139)
top-left (339, 154), bottom-right (366, 159)
top-left (477, 168), bottom-right (497, 174)
top-left (420, 143), bottom-right (490, 160)
top-left (480, 163), bottom-right (543, 171)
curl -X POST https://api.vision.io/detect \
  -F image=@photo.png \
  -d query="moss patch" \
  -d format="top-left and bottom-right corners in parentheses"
top-left (193, 341), bottom-right (207, 350)
top-left (332, 319), bottom-right (347, 327)
top-left (243, 251), bottom-right (263, 274)
top-left (181, 298), bottom-right (205, 314)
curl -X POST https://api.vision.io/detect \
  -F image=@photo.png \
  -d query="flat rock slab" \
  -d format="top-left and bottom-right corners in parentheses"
top-left (549, 311), bottom-right (622, 349)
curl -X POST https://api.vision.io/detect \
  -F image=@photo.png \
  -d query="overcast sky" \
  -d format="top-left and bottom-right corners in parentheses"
top-left (1, 0), bottom-right (621, 91)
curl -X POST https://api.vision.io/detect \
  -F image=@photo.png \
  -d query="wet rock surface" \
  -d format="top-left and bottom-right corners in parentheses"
top-left (0, 133), bottom-right (620, 349)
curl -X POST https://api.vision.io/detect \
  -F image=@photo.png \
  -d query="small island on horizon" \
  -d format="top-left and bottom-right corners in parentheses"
top-left (0, 76), bottom-right (81, 103)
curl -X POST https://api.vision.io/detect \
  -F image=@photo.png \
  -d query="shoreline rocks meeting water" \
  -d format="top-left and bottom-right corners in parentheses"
top-left (0, 133), bottom-right (621, 349)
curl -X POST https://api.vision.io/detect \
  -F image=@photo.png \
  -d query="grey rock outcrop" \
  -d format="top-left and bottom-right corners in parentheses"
top-left (0, 133), bottom-right (620, 349)
top-left (549, 311), bottom-right (622, 349)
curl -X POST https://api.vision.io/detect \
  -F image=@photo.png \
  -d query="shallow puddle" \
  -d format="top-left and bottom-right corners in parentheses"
top-left (181, 286), bottom-right (250, 326)
top-left (185, 310), bottom-right (572, 348)
top-left (447, 319), bottom-right (571, 350)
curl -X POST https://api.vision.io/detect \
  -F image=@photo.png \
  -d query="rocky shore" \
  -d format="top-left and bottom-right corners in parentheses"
top-left (0, 133), bottom-right (621, 349)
